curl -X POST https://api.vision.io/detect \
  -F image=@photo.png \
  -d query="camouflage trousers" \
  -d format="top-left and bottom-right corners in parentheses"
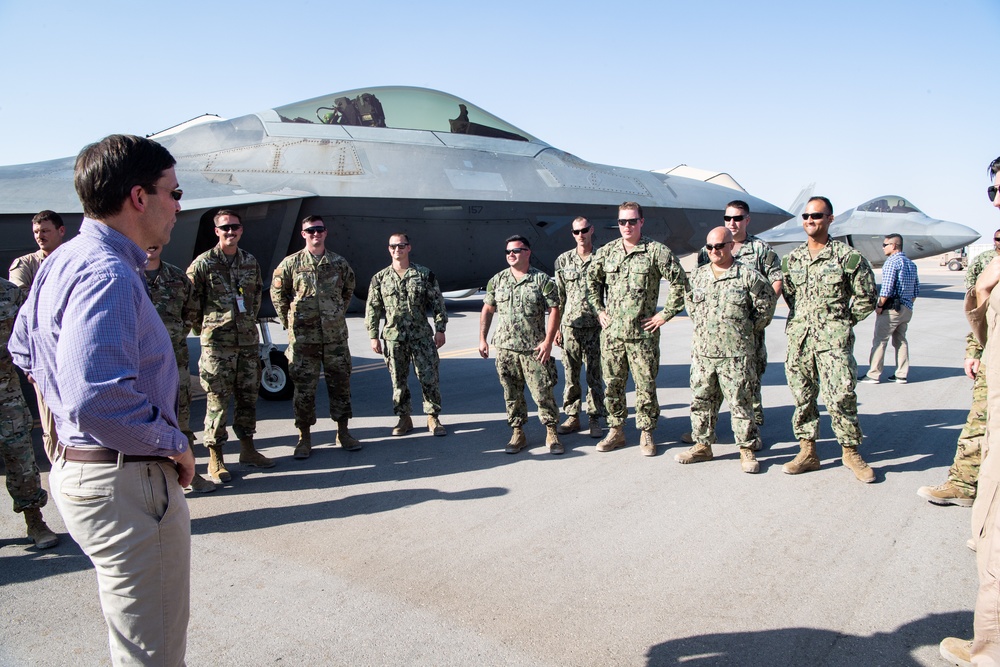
top-left (495, 348), bottom-right (558, 428)
top-left (602, 333), bottom-right (660, 432)
top-left (383, 337), bottom-right (441, 417)
top-left (175, 354), bottom-right (194, 445)
top-left (200, 344), bottom-right (260, 445)
top-left (690, 354), bottom-right (758, 448)
top-left (288, 341), bottom-right (352, 426)
top-left (559, 325), bottom-right (605, 419)
top-left (751, 330), bottom-right (767, 426)
top-left (785, 339), bottom-right (862, 446)
top-left (0, 398), bottom-right (47, 513)
top-left (948, 361), bottom-right (986, 496)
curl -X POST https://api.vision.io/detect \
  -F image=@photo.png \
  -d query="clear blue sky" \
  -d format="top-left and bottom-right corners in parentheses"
top-left (2, 0), bottom-right (998, 238)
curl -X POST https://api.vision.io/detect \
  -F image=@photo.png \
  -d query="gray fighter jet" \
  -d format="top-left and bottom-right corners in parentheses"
top-left (759, 190), bottom-right (979, 266)
top-left (0, 86), bottom-right (790, 397)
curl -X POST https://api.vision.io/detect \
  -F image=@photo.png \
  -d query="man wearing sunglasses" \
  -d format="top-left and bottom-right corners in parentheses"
top-left (780, 197), bottom-right (877, 482)
top-left (677, 227), bottom-right (775, 472)
top-left (553, 216), bottom-right (606, 439)
top-left (860, 234), bottom-right (919, 384)
top-left (272, 215), bottom-right (361, 458)
top-left (365, 233), bottom-right (448, 438)
top-left (587, 201), bottom-right (689, 456)
top-left (188, 210), bottom-right (275, 481)
top-left (479, 235), bottom-right (563, 454)
top-left (918, 227), bottom-right (1000, 508)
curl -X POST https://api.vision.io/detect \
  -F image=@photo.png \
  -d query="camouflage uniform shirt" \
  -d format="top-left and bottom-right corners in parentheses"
top-left (686, 261), bottom-right (776, 358)
top-left (8, 250), bottom-right (44, 293)
top-left (484, 268), bottom-right (559, 352)
top-left (271, 249), bottom-right (355, 345)
top-left (782, 239), bottom-right (876, 351)
top-left (554, 249), bottom-right (600, 329)
top-left (587, 236), bottom-right (689, 339)
top-left (365, 263), bottom-right (447, 341)
top-left (966, 249), bottom-right (997, 360)
top-left (187, 246), bottom-right (262, 347)
top-left (146, 261), bottom-right (197, 362)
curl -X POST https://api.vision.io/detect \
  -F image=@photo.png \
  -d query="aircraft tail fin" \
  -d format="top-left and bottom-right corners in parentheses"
top-left (787, 183), bottom-right (815, 218)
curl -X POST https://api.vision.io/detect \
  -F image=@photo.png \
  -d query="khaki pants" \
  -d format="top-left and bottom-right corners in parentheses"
top-left (866, 305), bottom-right (912, 380)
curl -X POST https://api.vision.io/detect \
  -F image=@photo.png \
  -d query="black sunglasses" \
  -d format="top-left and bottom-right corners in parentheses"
top-left (990, 185), bottom-right (999, 202)
top-left (572, 226), bottom-right (592, 235)
top-left (303, 227), bottom-right (326, 235)
top-left (801, 212), bottom-right (827, 220)
top-left (506, 248), bottom-right (528, 255)
top-left (389, 242), bottom-right (409, 249)
top-left (723, 214), bottom-right (745, 222)
top-left (617, 219), bottom-right (640, 226)
top-left (216, 224), bottom-right (242, 232)
top-left (705, 242), bottom-right (732, 251)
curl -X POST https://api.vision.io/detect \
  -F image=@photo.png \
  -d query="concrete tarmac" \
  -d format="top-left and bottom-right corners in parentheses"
top-left (0, 258), bottom-right (979, 666)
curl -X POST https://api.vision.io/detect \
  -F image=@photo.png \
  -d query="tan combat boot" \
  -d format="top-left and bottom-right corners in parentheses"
top-left (939, 637), bottom-right (972, 667)
top-left (546, 425), bottom-right (564, 455)
top-left (782, 439), bottom-right (820, 475)
top-left (239, 436), bottom-right (276, 468)
top-left (392, 415), bottom-right (413, 437)
top-left (680, 431), bottom-right (695, 444)
top-left (842, 446), bottom-right (875, 483)
top-left (505, 427), bottom-right (527, 454)
top-left (675, 443), bottom-right (713, 464)
top-left (23, 508), bottom-right (58, 549)
top-left (589, 417), bottom-right (603, 439)
top-left (596, 426), bottom-right (626, 452)
top-left (917, 481), bottom-right (974, 507)
top-left (740, 447), bottom-right (760, 474)
top-left (207, 445), bottom-right (231, 483)
top-left (187, 473), bottom-right (217, 493)
top-left (751, 434), bottom-right (763, 452)
top-left (639, 430), bottom-right (656, 457)
top-left (428, 415), bottom-right (447, 437)
top-left (556, 415), bottom-right (581, 435)
top-left (293, 426), bottom-right (312, 460)
top-left (337, 419), bottom-right (363, 451)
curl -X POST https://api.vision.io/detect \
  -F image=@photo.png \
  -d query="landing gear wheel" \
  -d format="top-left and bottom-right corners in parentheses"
top-left (948, 259), bottom-right (963, 271)
top-left (260, 349), bottom-right (293, 400)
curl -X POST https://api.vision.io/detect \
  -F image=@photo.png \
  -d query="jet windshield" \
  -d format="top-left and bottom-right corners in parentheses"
top-left (273, 87), bottom-right (539, 143)
top-left (856, 196), bottom-right (922, 214)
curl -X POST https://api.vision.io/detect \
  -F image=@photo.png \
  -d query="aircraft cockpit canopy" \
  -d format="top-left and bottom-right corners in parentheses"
top-left (855, 196), bottom-right (921, 214)
top-left (273, 87), bottom-right (540, 144)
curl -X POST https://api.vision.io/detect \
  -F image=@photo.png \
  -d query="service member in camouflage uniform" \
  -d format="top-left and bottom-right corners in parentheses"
top-left (0, 277), bottom-right (58, 548)
top-left (554, 217), bottom-right (606, 439)
top-left (145, 244), bottom-right (215, 493)
top-left (188, 210), bottom-right (274, 481)
top-left (365, 233), bottom-right (448, 438)
top-left (272, 215), bottom-right (361, 459)
top-left (587, 202), bottom-right (689, 457)
top-left (917, 232), bottom-right (999, 506)
top-left (676, 228), bottom-right (776, 473)
top-left (479, 235), bottom-right (563, 455)
top-left (694, 201), bottom-right (782, 428)
top-left (9, 210), bottom-right (66, 464)
top-left (781, 196), bottom-right (877, 483)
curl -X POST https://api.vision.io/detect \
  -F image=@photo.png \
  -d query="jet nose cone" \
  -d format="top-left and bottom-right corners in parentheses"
top-left (929, 220), bottom-right (980, 253)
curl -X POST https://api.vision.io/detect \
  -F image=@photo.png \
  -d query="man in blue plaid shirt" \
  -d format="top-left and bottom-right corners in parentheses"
top-left (861, 233), bottom-right (919, 383)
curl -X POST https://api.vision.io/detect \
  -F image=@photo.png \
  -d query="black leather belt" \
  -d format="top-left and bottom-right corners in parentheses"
top-left (58, 443), bottom-right (171, 464)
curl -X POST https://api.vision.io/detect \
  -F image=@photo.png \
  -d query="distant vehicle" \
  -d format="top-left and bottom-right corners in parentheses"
top-left (939, 248), bottom-right (968, 271)
top-left (760, 190), bottom-right (980, 267)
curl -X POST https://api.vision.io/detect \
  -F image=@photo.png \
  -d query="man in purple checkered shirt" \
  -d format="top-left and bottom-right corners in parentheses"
top-left (9, 134), bottom-right (194, 666)
top-left (861, 233), bottom-right (920, 383)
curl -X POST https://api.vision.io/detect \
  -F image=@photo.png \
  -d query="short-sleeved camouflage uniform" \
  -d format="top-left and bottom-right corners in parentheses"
top-left (781, 240), bottom-right (876, 445)
top-left (271, 249), bottom-right (355, 426)
top-left (698, 234), bottom-right (781, 424)
top-left (146, 261), bottom-right (198, 443)
top-left (484, 268), bottom-right (560, 427)
top-left (554, 249), bottom-right (605, 420)
top-left (0, 278), bottom-right (47, 514)
top-left (587, 236), bottom-right (689, 432)
top-left (365, 263), bottom-right (447, 418)
top-left (686, 261), bottom-right (776, 447)
top-left (187, 246), bottom-right (262, 445)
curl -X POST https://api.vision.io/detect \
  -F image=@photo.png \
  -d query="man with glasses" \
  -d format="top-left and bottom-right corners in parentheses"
top-left (587, 202), bottom-right (689, 456)
top-left (479, 235), bottom-right (563, 454)
top-left (918, 228), bottom-right (1000, 507)
top-left (188, 210), bottom-right (274, 481)
top-left (860, 234), bottom-right (919, 384)
top-left (365, 233), bottom-right (448, 437)
top-left (272, 215), bottom-right (361, 459)
top-left (676, 227), bottom-right (775, 473)
top-left (780, 196), bottom-right (877, 482)
top-left (553, 216), bottom-right (606, 438)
